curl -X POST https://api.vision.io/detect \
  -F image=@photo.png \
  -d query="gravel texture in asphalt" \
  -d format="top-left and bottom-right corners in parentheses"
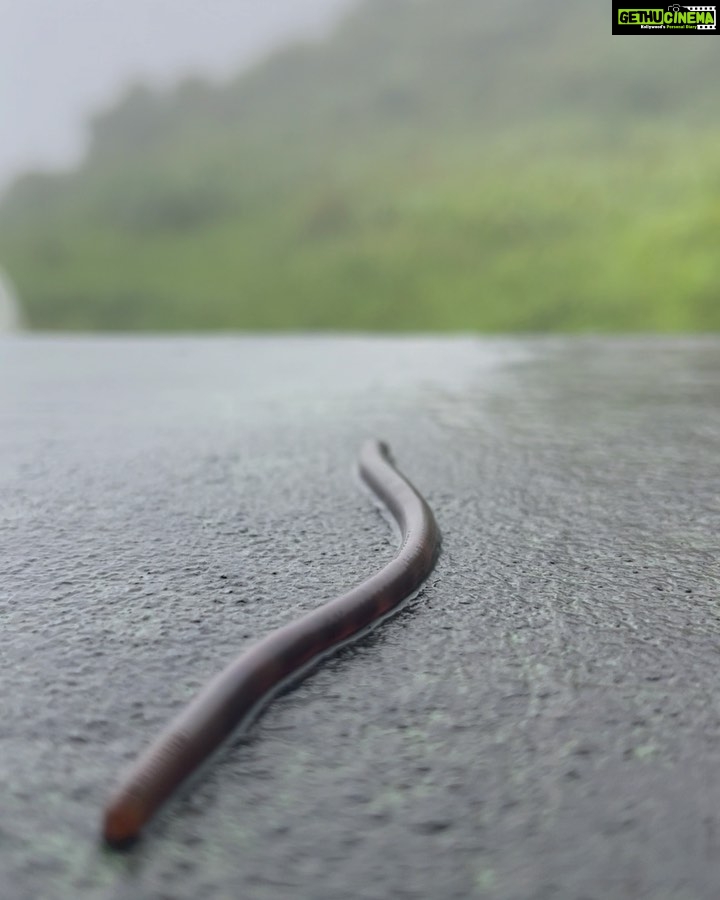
top-left (2, 336), bottom-right (719, 900)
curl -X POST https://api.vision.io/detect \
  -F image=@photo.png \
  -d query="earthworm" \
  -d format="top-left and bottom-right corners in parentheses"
top-left (102, 439), bottom-right (440, 845)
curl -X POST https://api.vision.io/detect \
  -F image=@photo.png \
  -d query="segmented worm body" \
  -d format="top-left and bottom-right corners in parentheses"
top-left (103, 440), bottom-right (440, 845)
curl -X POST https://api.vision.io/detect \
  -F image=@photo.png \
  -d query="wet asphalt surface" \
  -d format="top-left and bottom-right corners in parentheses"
top-left (1, 336), bottom-right (719, 900)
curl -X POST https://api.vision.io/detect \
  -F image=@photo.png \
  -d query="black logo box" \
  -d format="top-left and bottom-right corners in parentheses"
top-left (612, 3), bottom-right (718, 34)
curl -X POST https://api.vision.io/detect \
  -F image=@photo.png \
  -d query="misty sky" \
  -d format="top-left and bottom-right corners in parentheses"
top-left (0, 0), bottom-right (354, 189)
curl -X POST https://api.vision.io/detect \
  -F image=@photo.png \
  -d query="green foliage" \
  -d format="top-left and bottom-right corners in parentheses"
top-left (1, 0), bottom-right (718, 331)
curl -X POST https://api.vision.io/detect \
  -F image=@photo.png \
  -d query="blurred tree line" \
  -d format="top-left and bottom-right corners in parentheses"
top-left (1, 0), bottom-right (718, 331)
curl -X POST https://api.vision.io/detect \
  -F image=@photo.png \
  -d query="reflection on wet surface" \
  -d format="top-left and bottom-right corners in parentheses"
top-left (1, 337), bottom-right (719, 900)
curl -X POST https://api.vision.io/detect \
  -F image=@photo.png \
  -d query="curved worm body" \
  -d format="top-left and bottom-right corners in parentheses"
top-left (103, 440), bottom-right (440, 845)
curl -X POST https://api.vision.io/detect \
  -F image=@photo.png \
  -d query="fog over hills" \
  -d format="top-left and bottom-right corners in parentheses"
top-left (1, 0), bottom-right (718, 332)
top-left (0, 0), bottom-right (354, 188)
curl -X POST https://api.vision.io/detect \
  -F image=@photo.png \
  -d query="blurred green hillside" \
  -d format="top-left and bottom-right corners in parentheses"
top-left (1, 0), bottom-right (719, 331)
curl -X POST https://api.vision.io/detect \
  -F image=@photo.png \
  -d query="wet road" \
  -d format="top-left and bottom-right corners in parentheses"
top-left (2, 337), bottom-right (719, 900)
